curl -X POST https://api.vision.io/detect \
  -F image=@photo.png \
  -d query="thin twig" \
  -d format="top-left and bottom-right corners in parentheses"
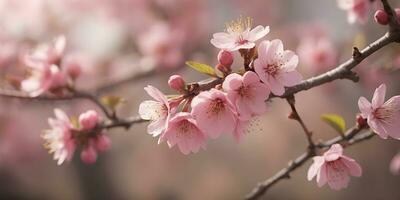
top-left (245, 127), bottom-right (374, 200)
top-left (286, 95), bottom-right (315, 149)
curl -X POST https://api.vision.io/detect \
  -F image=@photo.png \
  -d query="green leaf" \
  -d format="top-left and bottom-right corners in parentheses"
top-left (101, 96), bottom-right (125, 111)
top-left (321, 114), bottom-right (346, 135)
top-left (186, 61), bottom-right (216, 77)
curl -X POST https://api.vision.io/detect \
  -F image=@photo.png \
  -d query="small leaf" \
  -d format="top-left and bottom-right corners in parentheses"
top-left (101, 96), bottom-right (125, 111)
top-left (186, 61), bottom-right (216, 77)
top-left (321, 114), bottom-right (346, 135)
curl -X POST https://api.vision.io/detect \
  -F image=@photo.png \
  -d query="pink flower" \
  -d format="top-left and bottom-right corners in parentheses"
top-left (191, 89), bottom-right (237, 139)
top-left (337, 0), bottom-right (371, 24)
top-left (308, 144), bottom-right (362, 190)
top-left (24, 36), bottom-right (66, 68)
top-left (297, 36), bottom-right (337, 74)
top-left (390, 152), bottom-right (400, 175)
top-left (222, 71), bottom-right (270, 120)
top-left (21, 64), bottom-right (67, 97)
top-left (168, 75), bottom-right (185, 91)
top-left (42, 109), bottom-right (75, 165)
top-left (160, 112), bottom-right (206, 155)
top-left (210, 16), bottom-right (269, 51)
top-left (79, 110), bottom-right (100, 131)
top-left (218, 50), bottom-right (234, 67)
top-left (95, 134), bottom-right (111, 152)
top-left (139, 85), bottom-right (172, 137)
top-left (80, 144), bottom-right (97, 164)
top-left (254, 39), bottom-right (302, 96)
top-left (358, 84), bottom-right (400, 139)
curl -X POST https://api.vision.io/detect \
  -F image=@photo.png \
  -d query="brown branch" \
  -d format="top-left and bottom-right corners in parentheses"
top-left (245, 126), bottom-right (374, 200)
top-left (286, 95), bottom-right (315, 149)
top-left (0, 89), bottom-right (115, 120)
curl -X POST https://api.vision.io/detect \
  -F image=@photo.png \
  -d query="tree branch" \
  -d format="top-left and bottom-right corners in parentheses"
top-left (245, 126), bottom-right (374, 200)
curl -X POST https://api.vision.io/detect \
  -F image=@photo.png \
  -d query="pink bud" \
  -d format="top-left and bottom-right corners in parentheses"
top-left (168, 75), bottom-right (185, 91)
top-left (95, 134), bottom-right (111, 152)
top-left (215, 64), bottom-right (231, 76)
top-left (374, 10), bottom-right (389, 25)
top-left (65, 61), bottom-right (82, 80)
top-left (396, 8), bottom-right (400, 21)
top-left (79, 110), bottom-right (100, 130)
top-left (218, 50), bottom-right (234, 67)
top-left (80, 145), bottom-right (97, 164)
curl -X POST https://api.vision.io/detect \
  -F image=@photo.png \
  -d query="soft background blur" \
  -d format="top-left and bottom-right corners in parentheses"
top-left (0, 0), bottom-right (400, 199)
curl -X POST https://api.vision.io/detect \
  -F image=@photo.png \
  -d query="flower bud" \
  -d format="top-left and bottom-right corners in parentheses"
top-left (396, 8), bottom-right (400, 21)
top-left (374, 10), bottom-right (389, 25)
top-left (215, 63), bottom-right (231, 76)
top-left (95, 134), bottom-right (111, 152)
top-left (218, 50), bottom-right (234, 67)
top-left (79, 110), bottom-right (100, 131)
top-left (65, 61), bottom-right (82, 80)
top-left (356, 114), bottom-right (367, 128)
top-left (168, 75), bottom-right (185, 91)
top-left (80, 145), bottom-right (97, 164)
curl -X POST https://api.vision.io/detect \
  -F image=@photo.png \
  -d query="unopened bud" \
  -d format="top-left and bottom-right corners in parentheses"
top-left (356, 114), bottom-right (367, 128)
top-left (218, 50), bottom-right (234, 67)
top-left (65, 61), bottom-right (82, 80)
top-left (95, 134), bottom-right (111, 152)
top-left (215, 64), bottom-right (231, 76)
top-left (374, 10), bottom-right (389, 25)
top-left (80, 145), bottom-right (97, 164)
top-left (396, 8), bottom-right (400, 21)
top-left (79, 110), bottom-right (100, 131)
top-left (168, 75), bottom-right (185, 91)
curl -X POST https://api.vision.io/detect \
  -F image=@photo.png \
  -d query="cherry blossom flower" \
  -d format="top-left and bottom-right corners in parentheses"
top-left (308, 144), bottom-right (362, 190)
top-left (358, 84), bottom-right (400, 139)
top-left (42, 109), bottom-right (75, 165)
top-left (139, 85), bottom-right (172, 137)
top-left (337, 0), bottom-right (371, 24)
top-left (222, 71), bottom-right (270, 120)
top-left (297, 36), bottom-right (337, 74)
top-left (191, 89), bottom-right (237, 139)
top-left (210, 16), bottom-right (269, 51)
top-left (160, 112), bottom-right (206, 155)
top-left (390, 152), bottom-right (400, 175)
top-left (254, 39), bottom-right (302, 96)
top-left (21, 64), bottom-right (67, 97)
top-left (24, 36), bottom-right (66, 68)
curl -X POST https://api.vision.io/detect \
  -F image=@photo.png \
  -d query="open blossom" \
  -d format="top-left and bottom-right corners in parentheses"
top-left (358, 84), bottom-right (400, 139)
top-left (139, 85), bottom-right (172, 137)
top-left (24, 36), bottom-right (66, 68)
top-left (191, 89), bottom-right (237, 139)
top-left (337, 0), bottom-right (371, 24)
top-left (308, 144), bottom-right (362, 190)
top-left (42, 109), bottom-right (75, 165)
top-left (210, 16), bottom-right (269, 51)
top-left (223, 71), bottom-right (270, 120)
top-left (160, 112), bottom-right (206, 155)
top-left (297, 36), bottom-right (337, 74)
top-left (254, 39), bottom-right (302, 96)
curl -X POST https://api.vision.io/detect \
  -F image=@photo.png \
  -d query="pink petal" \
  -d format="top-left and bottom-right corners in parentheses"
top-left (308, 156), bottom-right (325, 181)
top-left (358, 97), bottom-right (372, 118)
top-left (243, 71), bottom-right (261, 85)
top-left (277, 71), bottom-right (302, 87)
top-left (326, 163), bottom-right (350, 190)
top-left (222, 73), bottom-right (243, 91)
top-left (257, 40), bottom-right (271, 65)
top-left (367, 115), bottom-right (389, 139)
top-left (248, 26), bottom-right (270, 41)
top-left (324, 144), bottom-right (343, 161)
top-left (144, 85), bottom-right (169, 105)
top-left (268, 39), bottom-right (284, 61)
top-left (268, 77), bottom-right (285, 96)
top-left (341, 156), bottom-right (362, 177)
top-left (147, 118), bottom-right (167, 137)
top-left (253, 59), bottom-right (268, 83)
top-left (282, 50), bottom-right (299, 72)
top-left (317, 163), bottom-right (328, 187)
top-left (372, 84), bottom-right (386, 109)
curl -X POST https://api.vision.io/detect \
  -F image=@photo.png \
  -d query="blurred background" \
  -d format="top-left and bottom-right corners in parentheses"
top-left (0, 0), bottom-right (400, 199)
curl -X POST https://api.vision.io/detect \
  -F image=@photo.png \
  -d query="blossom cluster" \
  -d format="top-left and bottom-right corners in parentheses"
top-left (42, 109), bottom-right (110, 165)
top-left (139, 17), bottom-right (302, 155)
top-left (21, 36), bottom-right (81, 97)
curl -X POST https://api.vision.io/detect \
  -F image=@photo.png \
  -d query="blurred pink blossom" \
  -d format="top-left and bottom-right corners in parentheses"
top-left (308, 144), bottom-right (362, 190)
top-left (358, 83), bottom-right (400, 139)
top-left (337, 0), bottom-right (372, 24)
top-left (79, 110), bottom-right (100, 131)
top-left (254, 39), bottom-right (302, 96)
top-left (42, 109), bottom-right (75, 165)
top-left (390, 152), bottom-right (400, 175)
top-left (297, 35), bottom-right (337, 74)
